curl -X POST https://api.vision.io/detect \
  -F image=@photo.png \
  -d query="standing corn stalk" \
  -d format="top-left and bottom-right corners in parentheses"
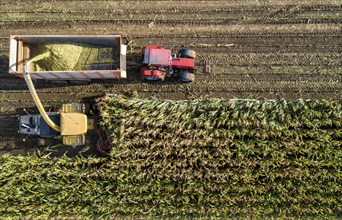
top-left (1, 96), bottom-right (340, 218)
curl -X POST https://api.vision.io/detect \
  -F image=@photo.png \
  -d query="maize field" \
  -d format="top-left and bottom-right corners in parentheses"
top-left (0, 0), bottom-right (342, 218)
top-left (1, 96), bottom-right (341, 218)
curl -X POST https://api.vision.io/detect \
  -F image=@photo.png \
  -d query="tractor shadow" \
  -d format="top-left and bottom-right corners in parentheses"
top-left (0, 53), bottom-right (181, 91)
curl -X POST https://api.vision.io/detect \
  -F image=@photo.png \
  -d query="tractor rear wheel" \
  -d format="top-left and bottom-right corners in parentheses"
top-left (179, 49), bottom-right (196, 59)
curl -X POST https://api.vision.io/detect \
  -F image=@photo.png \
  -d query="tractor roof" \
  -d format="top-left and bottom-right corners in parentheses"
top-left (143, 48), bottom-right (171, 66)
top-left (60, 113), bottom-right (87, 136)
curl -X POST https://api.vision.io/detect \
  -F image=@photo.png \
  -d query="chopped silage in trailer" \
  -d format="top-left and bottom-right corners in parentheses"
top-left (27, 43), bottom-right (118, 71)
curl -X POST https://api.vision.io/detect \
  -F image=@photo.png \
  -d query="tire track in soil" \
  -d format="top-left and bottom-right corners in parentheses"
top-left (1, 10), bottom-right (340, 25)
top-left (1, 81), bottom-right (341, 98)
top-left (2, 32), bottom-right (341, 43)
top-left (1, 3), bottom-right (342, 28)
top-left (0, 74), bottom-right (341, 90)
top-left (1, 24), bottom-right (340, 44)
top-left (211, 65), bottom-right (342, 75)
top-left (195, 74), bottom-right (342, 83)
top-left (0, 115), bottom-right (18, 131)
top-left (199, 53), bottom-right (342, 66)
top-left (1, 3), bottom-right (341, 14)
top-left (1, 29), bottom-right (341, 41)
top-left (0, 115), bottom-right (30, 151)
top-left (2, 18), bottom-right (341, 29)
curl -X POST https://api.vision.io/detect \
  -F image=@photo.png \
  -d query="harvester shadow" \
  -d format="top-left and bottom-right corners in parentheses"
top-left (8, 135), bottom-right (98, 157)
top-left (11, 98), bottom-right (103, 158)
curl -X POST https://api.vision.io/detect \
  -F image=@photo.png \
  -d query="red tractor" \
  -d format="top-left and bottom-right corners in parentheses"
top-left (140, 45), bottom-right (197, 82)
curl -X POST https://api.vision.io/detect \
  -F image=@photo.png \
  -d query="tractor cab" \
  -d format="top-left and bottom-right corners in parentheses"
top-left (140, 45), bottom-right (196, 82)
top-left (142, 46), bottom-right (171, 67)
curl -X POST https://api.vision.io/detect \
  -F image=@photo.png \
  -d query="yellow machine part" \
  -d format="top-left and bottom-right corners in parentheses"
top-left (23, 61), bottom-right (89, 147)
top-left (61, 104), bottom-right (78, 113)
top-left (23, 63), bottom-right (61, 132)
top-left (63, 135), bottom-right (85, 146)
top-left (61, 103), bottom-right (85, 113)
top-left (60, 113), bottom-right (87, 136)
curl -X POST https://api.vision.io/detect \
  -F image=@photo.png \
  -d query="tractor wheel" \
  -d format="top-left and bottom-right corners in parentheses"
top-left (179, 49), bottom-right (196, 59)
top-left (178, 72), bottom-right (195, 83)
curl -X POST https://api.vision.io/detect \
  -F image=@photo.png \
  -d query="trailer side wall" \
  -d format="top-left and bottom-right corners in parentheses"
top-left (9, 35), bottom-right (127, 79)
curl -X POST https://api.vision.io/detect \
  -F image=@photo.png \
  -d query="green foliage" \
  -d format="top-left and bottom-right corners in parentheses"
top-left (0, 96), bottom-right (341, 219)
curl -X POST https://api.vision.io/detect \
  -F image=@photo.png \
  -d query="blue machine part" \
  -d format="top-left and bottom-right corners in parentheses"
top-left (39, 114), bottom-right (60, 137)
top-left (19, 113), bottom-right (60, 138)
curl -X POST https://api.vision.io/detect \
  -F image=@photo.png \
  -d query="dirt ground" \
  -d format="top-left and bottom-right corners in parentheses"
top-left (0, 0), bottom-right (341, 154)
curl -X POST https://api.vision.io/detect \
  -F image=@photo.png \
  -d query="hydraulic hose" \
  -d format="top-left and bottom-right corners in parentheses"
top-left (23, 62), bottom-right (61, 132)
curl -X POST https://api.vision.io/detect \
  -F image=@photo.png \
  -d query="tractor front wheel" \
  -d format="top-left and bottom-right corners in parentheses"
top-left (179, 49), bottom-right (196, 59)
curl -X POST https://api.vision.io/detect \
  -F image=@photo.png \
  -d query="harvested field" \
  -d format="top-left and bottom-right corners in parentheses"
top-left (0, 0), bottom-right (341, 217)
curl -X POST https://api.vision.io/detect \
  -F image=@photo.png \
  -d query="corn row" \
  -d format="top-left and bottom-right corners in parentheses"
top-left (0, 154), bottom-right (340, 218)
top-left (0, 96), bottom-right (341, 218)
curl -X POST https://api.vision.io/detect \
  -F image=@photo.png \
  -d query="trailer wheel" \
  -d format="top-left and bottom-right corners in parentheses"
top-left (37, 138), bottom-right (46, 146)
top-left (37, 138), bottom-right (58, 146)
top-left (48, 80), bottom-right (68, 85)
top-left (178, 72), bottom-right (195, 83)
top-left (142, 75), bottom-right (165, 81)
top-left (69, 80), bottom-right (90, 85)
top-left (179, 49), bottom-right (196, 59)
